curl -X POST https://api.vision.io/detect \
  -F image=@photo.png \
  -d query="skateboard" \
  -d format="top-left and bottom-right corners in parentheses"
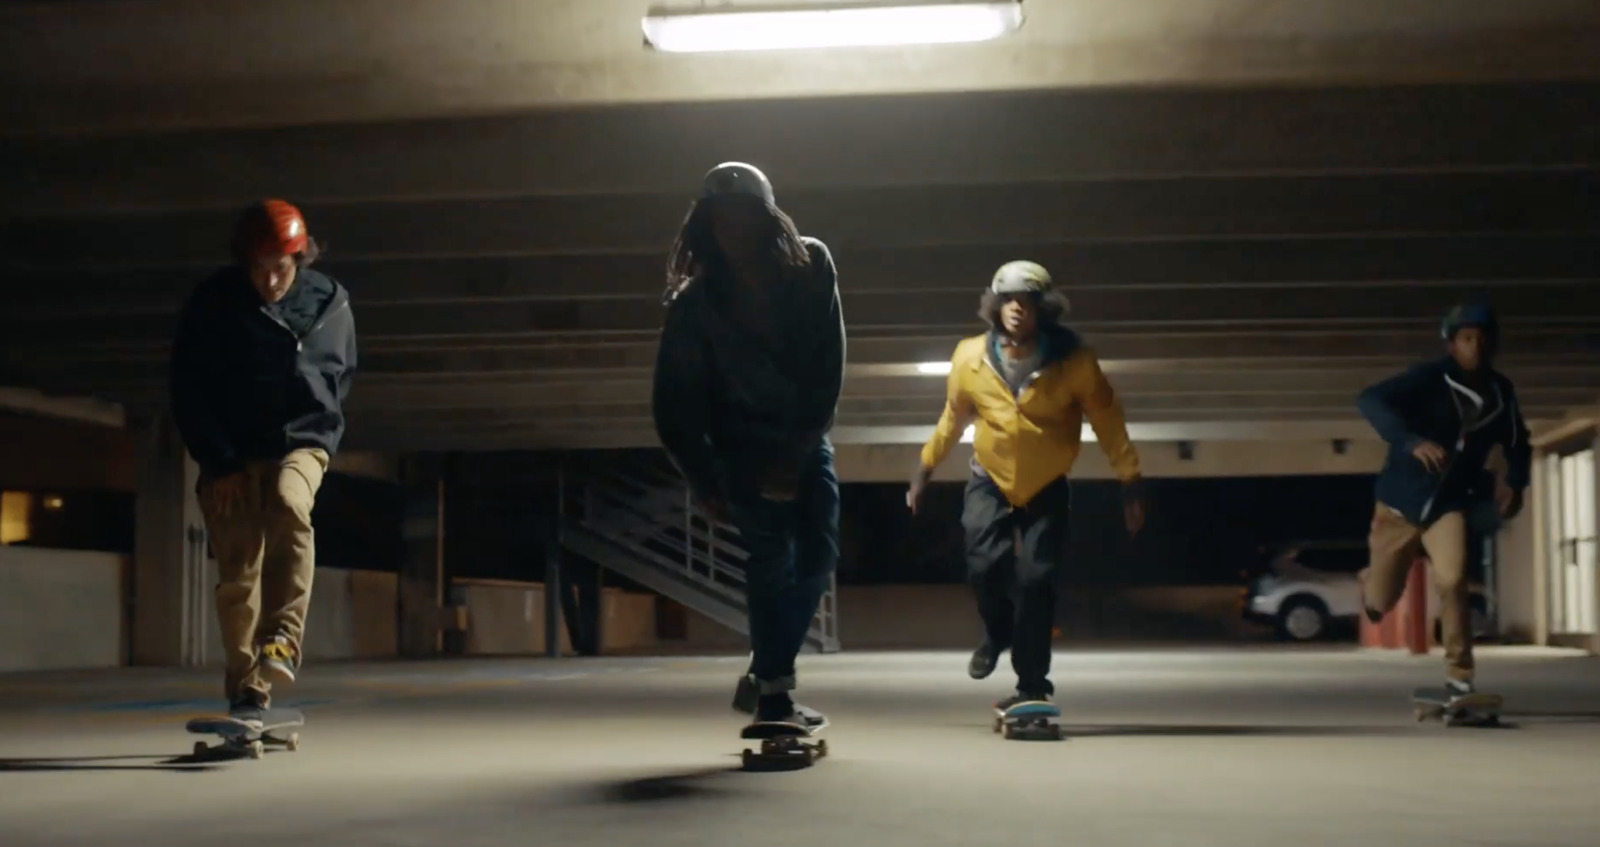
top-left (1411, 688), bottom-right (1503, 728)
top-left (186, 708), bottom-right (305, 759)
top-left (993, 700), bottom-right (1064, 740)
top-left (739, 719), bottom-right (828, 768)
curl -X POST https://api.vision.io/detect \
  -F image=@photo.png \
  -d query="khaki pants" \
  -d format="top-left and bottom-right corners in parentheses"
top-left (1362, 504), bottom-right (1473, 682)
top-left (198, 448), bottom-right (329, 704)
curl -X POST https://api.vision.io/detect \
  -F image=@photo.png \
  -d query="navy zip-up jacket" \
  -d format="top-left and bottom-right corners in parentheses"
top-left (1356, 356), bottom-right (1530, 526)
top-left (170, 266), bottom-right (358, 478)
top-left (651, 236), bottom-right (845, 501)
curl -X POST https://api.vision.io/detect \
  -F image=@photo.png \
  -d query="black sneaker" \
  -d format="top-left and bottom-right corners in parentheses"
top-left (755, 694), bottom-right (828, 729)
top-left (968, 642), bottom-right (1002, 680)
top-left (731, 673), bottom-right (759, 715)
top-left (994, 691), bottom-right (1051, 712)
top-left (228, 690), bottom-right (268, 725)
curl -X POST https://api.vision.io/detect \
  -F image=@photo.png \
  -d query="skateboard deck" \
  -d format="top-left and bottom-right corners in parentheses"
top-left (993, 700), bottom-right (1064, 740)
top-left (739, 719), bottom-right (828, 768)
top-left (1411, 688), bottom-right (1503, 728)
top-left (186, 708), bottom-right (305, 759)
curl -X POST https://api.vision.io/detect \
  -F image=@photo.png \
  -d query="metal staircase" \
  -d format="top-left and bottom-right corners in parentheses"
top-left (557, 458), bottom-right (839, 653)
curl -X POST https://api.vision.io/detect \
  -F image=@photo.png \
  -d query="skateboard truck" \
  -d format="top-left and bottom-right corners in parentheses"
top-left (740, 721), bottom-right (828, 769)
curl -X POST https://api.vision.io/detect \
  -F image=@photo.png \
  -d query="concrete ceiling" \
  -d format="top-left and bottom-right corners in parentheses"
top-left (2, 1), bottom-right (1598, 452)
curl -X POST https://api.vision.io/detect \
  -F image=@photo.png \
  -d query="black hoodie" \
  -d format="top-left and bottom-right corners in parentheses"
top-left (651, 237), bottom-right (845, 501)
top-left (1356, 355), bottom-right (1530, 526)
top-left (170, 266), bottom-right (358, 478)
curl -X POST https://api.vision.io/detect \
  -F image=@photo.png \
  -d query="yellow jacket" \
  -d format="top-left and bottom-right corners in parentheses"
top-left (919, 330), bottom-right (1141, 506)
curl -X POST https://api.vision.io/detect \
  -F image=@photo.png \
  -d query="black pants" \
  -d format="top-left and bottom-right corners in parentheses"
top-left (961, 472), bottom-right (1069, 696)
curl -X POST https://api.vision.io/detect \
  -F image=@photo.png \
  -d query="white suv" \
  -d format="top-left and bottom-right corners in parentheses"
top-left (1242, 542), bottom-right (1489, 643)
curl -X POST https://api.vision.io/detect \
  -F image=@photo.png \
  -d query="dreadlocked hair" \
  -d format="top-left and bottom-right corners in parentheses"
top-left (663, 198), bottom-right (813, 300)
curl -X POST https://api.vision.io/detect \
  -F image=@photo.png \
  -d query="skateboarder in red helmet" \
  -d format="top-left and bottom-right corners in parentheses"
top-left (1356, 301), bottom-right (1530, 698)
top-left (170, 199), bottom-right (359, 723)
top-left (652, 163), bottom-right (846, 729)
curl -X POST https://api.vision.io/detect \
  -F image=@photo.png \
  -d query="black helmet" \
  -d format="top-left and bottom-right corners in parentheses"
top-left (699, 161), bottom-right (775, 206)
top-left (1440, 301), bottom-right (1498, 343)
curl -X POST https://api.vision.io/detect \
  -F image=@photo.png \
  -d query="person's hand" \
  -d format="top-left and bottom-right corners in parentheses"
top-left (697, 494), bottom-right (728, 524)
top-left (1495, 481), bottom-right (1524, 520)
top-left (1122, 480), bottom-right (1146, 538)
top-left (207, 472), bottom-right (249, 517)
top-left (906, 467), bottom-right (932, 516)
top-left (1411, 440), bottom-right (1449, 473)
top-left (1124, 497), bottom-right (1146, 538)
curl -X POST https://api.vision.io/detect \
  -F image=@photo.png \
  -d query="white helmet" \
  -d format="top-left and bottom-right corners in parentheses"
top-left (990, 260), bottom-right (1053, 295)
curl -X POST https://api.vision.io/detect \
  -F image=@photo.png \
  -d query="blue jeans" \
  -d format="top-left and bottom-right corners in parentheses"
top-left (720, 439), bottom-right (840, 688)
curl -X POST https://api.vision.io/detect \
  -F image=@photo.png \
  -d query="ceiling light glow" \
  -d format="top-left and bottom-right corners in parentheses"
top-left (642, 2), bottom-right (1025, 54)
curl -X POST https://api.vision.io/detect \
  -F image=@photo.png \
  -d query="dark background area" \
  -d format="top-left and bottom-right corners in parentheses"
top-left (838, 474), bottom-right (1378, 587)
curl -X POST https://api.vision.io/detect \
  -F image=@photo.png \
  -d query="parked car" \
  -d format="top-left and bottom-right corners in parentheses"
top-left (1241, 541), bottom-right (1489, 643)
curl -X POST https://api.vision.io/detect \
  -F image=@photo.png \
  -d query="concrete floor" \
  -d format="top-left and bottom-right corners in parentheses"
top-left (2, 646), bottom-right (1598, 847)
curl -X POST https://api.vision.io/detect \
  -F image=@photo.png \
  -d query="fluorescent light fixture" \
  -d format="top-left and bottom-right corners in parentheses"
top-left (642, 1), bottom-right (1025, 54)
top-left (915, 361), bottom-right (953, 375)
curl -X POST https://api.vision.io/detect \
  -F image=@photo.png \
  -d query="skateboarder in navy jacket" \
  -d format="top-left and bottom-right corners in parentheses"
top-left (652, 163), bottom-right (846, 729)
top-left (170, 199), bottom-right (358, 723)
top-left (1356, 302), bottom-right (1529, 696)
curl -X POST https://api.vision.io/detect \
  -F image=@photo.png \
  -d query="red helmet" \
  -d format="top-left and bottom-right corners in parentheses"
top-left (235, 198), bottom-right (309, 259)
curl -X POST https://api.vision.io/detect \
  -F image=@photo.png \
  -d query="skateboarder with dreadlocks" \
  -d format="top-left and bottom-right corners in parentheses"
top-left (170, 199), bottom-right (358, 723)
top-left (651, 162), bottom-right (846, 729)
top-left (1356, 301), bottom-right (1529, 697)
top-left (907, 261), bottom-right (1145, 713)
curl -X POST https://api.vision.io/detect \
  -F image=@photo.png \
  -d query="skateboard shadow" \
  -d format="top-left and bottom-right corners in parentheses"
top-left (0, 754), bottom-right (219, 773)
top-left (1064, 724), bottom-right (1415, 738)
top-left (599, 765), bottom-right (745, 804)
top-left (1504, 710), bottom-right (1600, 725)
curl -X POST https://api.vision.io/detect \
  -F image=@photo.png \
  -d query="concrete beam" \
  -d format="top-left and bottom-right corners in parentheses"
top-left (9, 171), bottom-right (1595, 269)
top-left (8, 280), bottom-right (1595, 349)
top-left (5, 84), bottom-right (1597, 215)
top-left (4, 0), bottom-right (1598, 136)
top-left (0, 386), bottom-right (125, 428)
top-left (13, 235), bottom-right (1599, 313)
top-left (13, 327), bottom-right (1600, 386)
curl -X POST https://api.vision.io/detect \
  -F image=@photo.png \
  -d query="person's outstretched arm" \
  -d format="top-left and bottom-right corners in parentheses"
top-left (1074, 347), bottom-right (1141, 484)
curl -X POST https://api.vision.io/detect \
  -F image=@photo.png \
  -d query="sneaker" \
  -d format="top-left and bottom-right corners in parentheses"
top-left (755, 695), bottom-right (828, 729)
top-left (259, 636), bottom-right (299, 685)
top-left (1445, 678), bottom-right (1475, 698)
top-left (994, 691), bottom-right (1051, 712)
top-left (731, 673), bottom-right (759, 715)
top-left (968, 642), bottom-right (1001, 680)
top-left (228, 690), bottom-right (268, 725)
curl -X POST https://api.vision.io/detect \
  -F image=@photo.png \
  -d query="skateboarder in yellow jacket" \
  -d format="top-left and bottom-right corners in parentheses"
top-left (906, 261), bottom-right (1145, 710)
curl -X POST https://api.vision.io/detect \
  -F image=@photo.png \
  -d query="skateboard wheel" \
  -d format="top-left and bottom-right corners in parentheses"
top-left (286, 733), bottom-right (300, 752)
top-left (193, 741), bottom-right (208, 757)
top-left (992, 718), bottom-right (1002, 734)
top-left (741, 749), bottom-right (754, 768)
top-left (1053, 726), bottom-right (1066, 741)
top-left (248, 741), bottom-right (265, 759)
top-left (815, 739), bottom-right (828, 757)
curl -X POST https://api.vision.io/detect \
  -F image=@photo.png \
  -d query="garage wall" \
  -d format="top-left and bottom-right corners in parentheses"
top-left (0, 546), bottom-right (126, 672)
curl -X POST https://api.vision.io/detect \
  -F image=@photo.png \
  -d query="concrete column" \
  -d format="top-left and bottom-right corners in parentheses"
top-left (129, 412), bottom-right (207, 667)
top-left (398, 454), bottom-right (445, 658)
